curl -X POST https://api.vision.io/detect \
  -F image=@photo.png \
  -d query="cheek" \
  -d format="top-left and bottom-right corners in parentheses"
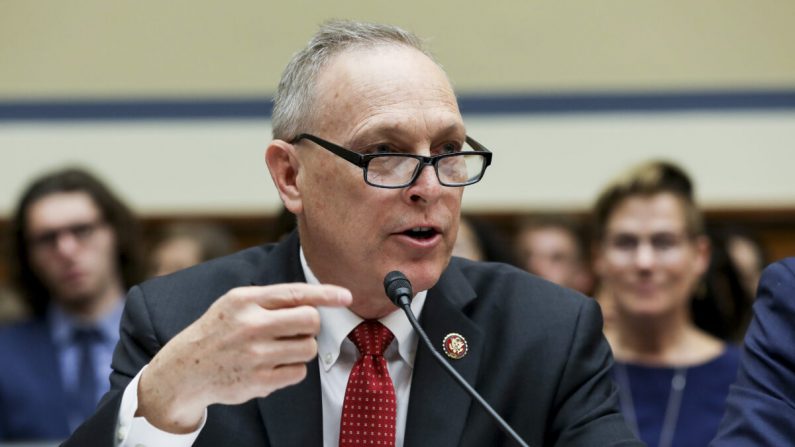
top-left (303, 176), bottom-right (383, 243)
top-left (92, 234), bottom-right (120, 273)
top-left (302, 170), bottom-right (343, 216)
top-left (669, 263), bottom-right (701, 292)
top-left (30, 252), bottom-right (58, 277)
top-left (304, 160), bottom-right (366, 207)
top-left (600, 257), bottom-right (627, 281)
top-left (443, 188), bottom-right (463, 219)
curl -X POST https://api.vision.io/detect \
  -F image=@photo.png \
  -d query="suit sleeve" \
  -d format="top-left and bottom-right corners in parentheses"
top-left (710, 259), bottom-right (795, 446)
top-left (63, 285), bottom-right (163, 446)
top-left (551, 298), bottom-right (643, 447)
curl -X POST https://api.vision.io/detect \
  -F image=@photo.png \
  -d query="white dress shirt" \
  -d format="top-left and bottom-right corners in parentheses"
top-left (115, 247), bottom-right (426, 447)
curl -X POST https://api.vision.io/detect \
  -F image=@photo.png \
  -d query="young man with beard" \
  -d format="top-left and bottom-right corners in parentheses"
top-left (0, 167), bottom-right (143, 441)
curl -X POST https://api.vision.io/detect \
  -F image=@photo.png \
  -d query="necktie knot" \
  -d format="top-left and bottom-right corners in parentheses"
top-left (349, 320), bottom-right (394, 356)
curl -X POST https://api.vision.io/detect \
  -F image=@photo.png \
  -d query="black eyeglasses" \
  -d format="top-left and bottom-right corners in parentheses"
top-left (28, 219), bottom-right (106, 251)
top-left (290, 133), bottom-right (492, 189)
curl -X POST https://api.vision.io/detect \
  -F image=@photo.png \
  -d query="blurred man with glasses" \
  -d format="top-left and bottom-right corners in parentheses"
top-left (67, 21), bottom-right (639, 447)
top-left (0, 167), bottom-right (144, 441)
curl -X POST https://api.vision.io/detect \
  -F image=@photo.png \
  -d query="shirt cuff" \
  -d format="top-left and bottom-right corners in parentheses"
top-left (116, 365), bottom-right (207, 447)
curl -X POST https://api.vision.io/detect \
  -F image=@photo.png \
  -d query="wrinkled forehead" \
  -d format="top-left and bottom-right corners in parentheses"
top-left (309, 45), bottom-right (463, 140)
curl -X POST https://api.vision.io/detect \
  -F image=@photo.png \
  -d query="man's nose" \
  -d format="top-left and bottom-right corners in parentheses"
top-left (407, 164), bottom-right (442, 203)
top-left (54, 232), bottom-right (81, 257)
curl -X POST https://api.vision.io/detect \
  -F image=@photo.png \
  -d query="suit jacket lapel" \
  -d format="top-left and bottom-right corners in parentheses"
top-left (257, 359), bottom-right (324, 446)
top-left (404, 262), bottom-right (484, 447)
top-left (34, 320), bottom-right (73, 434)
top-left (251, 230), bottom-right (305, 287)
top-left (253, 232), bottom-right (324, 446)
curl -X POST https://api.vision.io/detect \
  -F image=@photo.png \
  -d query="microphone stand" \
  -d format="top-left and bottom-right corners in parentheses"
top-left (394, 297), bottom-right (531, 447)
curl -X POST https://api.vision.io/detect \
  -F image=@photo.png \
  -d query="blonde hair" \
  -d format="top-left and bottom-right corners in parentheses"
top-left (593, 160), bottom-right (704, 241)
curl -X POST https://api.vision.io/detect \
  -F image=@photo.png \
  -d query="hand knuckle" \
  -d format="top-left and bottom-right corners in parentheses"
top-left (298, 307), bottom-right (321, 330)
top-left (303, 338), bottom-right (318, 358)
top-left (287, 286), bottom-right (303, 306)
top-left (221, 287), bottom-right (248, 307)
top-left (283, 364), bottom-right (307, 384)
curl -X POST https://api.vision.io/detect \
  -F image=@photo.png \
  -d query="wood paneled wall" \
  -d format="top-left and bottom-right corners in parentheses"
top-left (2, 208), bottom-right (793, 287)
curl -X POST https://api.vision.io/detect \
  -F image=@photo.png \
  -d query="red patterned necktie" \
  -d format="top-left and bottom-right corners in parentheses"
top-left (339, 320), bottom-right (396, 447)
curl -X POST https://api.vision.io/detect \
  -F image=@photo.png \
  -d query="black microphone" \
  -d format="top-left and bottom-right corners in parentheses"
top-left (383, 271), bottom-right (531, 447)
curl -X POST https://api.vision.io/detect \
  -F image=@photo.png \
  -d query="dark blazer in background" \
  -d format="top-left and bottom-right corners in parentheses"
top-left (0, 320), bottom-right (71, 441)
top-left (66, 231), bottom-right (640, 446)
top-left (711, 258), bottom-right (795, 446)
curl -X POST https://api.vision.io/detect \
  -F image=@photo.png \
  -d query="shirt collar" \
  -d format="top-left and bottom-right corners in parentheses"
top-left (300, 247), bottom-right (427, 372)
top-left (49, 298), bottom-right (125, 347)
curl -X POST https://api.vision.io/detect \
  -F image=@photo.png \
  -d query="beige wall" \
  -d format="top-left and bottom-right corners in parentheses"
top-left (4, 111), bottom-right (793, 216)
top-left (3, 0), bottom-right (794, 97)
top-left (2, 0), bottom-right (795, 216)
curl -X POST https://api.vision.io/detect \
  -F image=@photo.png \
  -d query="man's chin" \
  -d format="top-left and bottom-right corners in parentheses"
top-left (55, 291), bottom-right (98, 312)
top-left (397, 262), bottom-right (447, 294)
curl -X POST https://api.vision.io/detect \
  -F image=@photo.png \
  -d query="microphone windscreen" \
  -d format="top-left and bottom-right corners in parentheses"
top-left (383, 271), bottom-right (413, 306)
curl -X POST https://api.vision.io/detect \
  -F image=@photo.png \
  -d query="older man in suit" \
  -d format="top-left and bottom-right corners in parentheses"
top-left (711, 257), bottom-right (795, 445)
top-left (66, 21), bottom-right (640, 447)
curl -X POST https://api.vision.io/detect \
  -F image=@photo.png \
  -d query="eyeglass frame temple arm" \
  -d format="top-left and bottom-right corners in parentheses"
top-left (292, 133), bottom-right (491, 167)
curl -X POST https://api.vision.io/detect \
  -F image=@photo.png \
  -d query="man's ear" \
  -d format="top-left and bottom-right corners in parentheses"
top-left (265, 140), bottom-right (303, 214)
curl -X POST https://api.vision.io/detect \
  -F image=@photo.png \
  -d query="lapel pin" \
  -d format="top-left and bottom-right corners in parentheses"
top-left (442, 333), bottom-right (468, 360)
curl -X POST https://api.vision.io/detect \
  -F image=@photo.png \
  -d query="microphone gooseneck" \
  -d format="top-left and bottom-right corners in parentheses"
top-left (382, 271), bottom-right (531, 447)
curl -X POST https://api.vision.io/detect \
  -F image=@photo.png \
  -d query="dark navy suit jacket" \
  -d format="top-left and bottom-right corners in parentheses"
top-left (66, 232), bottom-right (641, 446)
top-left (0, 320), bottom-right (71, 441)
top-left (711, 257), bottom-right (795, 445)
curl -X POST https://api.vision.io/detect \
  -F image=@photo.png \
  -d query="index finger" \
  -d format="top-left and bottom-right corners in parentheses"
top-left (242, 283), bottom-right (352, 310)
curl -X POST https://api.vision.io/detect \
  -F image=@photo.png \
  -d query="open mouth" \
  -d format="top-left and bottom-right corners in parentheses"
top-left (402, 226), bottom-right (439, 240)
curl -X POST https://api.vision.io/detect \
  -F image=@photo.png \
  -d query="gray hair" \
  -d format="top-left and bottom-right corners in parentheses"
top-left (271, 20), bottom-right (436, 140)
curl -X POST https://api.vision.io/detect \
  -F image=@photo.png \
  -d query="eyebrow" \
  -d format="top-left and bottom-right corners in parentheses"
top-left (30, 218), bottom-right (102, 233)
top-left (608, 230), bottom-right (685, 239)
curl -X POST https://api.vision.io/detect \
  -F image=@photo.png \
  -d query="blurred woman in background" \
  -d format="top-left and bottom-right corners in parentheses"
top-left (592, 161), bottom-right (739, 447)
